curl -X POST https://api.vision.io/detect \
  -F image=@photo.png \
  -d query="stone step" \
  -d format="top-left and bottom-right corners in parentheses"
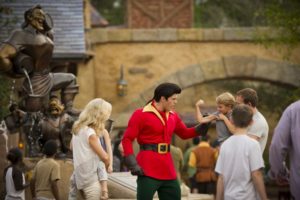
top-left (110, 194), bottom-right (214, 200)
top-left (19, 159), bottom-right (213, 200)
top-left (108, 172), bottom-right (213, 200)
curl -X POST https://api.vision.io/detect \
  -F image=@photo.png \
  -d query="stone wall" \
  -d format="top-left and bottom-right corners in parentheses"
top-left (75, 27), bottom-right (300, 124)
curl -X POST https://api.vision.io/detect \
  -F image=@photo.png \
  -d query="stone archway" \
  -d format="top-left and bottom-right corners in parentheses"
top-left (114, 55), bottom-right (300, 127)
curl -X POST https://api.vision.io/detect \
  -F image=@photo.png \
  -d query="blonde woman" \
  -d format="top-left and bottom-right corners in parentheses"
top-left (69, 98), bottom-right (111, 200)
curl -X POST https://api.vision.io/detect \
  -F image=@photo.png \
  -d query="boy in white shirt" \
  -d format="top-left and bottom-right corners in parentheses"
top-left (215, 104), bottom-right (268, 200)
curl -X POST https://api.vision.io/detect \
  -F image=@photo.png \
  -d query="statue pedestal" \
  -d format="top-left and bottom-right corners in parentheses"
top-left (108, 172), bottom-right (137, 199)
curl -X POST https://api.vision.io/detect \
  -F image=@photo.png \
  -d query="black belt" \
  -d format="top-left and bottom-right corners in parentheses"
top-left (140, 143), bottom-right (170, 154)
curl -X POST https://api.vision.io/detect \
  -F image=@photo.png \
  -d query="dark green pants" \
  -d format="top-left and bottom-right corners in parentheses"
top-left (137, 176), bottom-right (181, 200)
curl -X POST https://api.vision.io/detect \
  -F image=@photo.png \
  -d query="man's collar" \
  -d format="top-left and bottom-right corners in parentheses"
top-left (199, 141), bottom-right (210, 147)
top-left (143, 102), bottom-right (173, 125)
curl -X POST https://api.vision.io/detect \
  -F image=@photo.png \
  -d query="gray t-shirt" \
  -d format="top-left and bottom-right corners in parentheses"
top-left (213, 111), bottom-right (232, 143)
top-left (215, 135), bottom-right (264, 200)
top-left (247, 111), bottom-right (269, 153)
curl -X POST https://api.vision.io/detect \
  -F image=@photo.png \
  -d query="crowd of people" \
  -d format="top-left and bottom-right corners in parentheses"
top-left (0, 3), bottom-right (298, 200)
top-left (2, 82), bottom-right (300, 200)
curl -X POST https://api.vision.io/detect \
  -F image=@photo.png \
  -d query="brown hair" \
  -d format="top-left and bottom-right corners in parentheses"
top-left (232, 104), bottom-right (253, 128)
top-left (236, 88), bottom-right (258, 107)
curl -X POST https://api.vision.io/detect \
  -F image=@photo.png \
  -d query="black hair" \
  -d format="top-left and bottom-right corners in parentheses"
top-left (192, 136), bottom-right (200, 145)
top-left (43, 140), bottom-right (58, 157)
top-left (232, 104), bottom-right (253, 128)
top-left (201, 134), bottom-right (210, 142)
top-left (148, 82), bottom-right (181, 103)
top-left (211, 139), bottom-right (221, 148)
top-left (7, 148), bottom-right (23, 165)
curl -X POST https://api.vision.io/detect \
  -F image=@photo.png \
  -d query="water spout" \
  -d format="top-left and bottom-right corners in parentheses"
top-left (22, 68), bottom-right (34, 95)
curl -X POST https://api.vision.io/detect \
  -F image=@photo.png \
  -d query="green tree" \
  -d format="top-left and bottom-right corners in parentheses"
top-left (0, 75), bottom-right (11, 120)
top-left (194, 0), bottom-right (273, 28)
top-left (256, 0), bottom-right (300, 57)
top-left (0, 5), bottom-right (14, 120)
top-left (90, 0), bottom-right (125, 25)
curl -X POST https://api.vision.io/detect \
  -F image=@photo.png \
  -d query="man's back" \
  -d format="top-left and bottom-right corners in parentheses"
top-left (215, 135), bottom-right (264, 200)
top-left (33, 157), bottom-right (60, 198)
top-left (269, 100), bottom-right (300, 199)
top-left (193, 144), bottom-right (217, 183)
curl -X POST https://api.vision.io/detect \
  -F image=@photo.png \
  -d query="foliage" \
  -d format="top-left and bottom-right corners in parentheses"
top-left (0, 5), bottom-right (14, 120)
top-left (93, 0), bottom-right (272, 27)
top-left (0, 5), bottom-right (13, 28)
top-left (255, 0), bottom-right (300, 58)
top-left (194, 0), bottom-right (273, 28)
top-left (90, 0), bottom-right (125, 26)
top-left (0, 75), bottom-right (11, 120)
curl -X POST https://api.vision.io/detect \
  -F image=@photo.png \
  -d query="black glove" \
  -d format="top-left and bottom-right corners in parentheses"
top-left (124, 154), bottom-right (144, 176)
top-left (195, 122), bottom-right (211, 137)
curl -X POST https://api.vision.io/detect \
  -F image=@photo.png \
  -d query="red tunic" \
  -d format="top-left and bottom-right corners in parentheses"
top-left (122, 102), bottom-right (198, 180)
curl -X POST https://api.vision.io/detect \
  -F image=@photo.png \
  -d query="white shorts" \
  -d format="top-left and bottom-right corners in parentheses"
top-left (81, 181), bottom-right (101, 200)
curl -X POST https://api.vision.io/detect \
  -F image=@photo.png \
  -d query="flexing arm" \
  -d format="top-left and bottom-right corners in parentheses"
top-left (195, 99), bottom-right (216, 124)
top-left (0, 44), bottom-right (16, 73)
top-left (103, 130), bottom-right (113, 173)
top-left (89, 134), bottom-right (109, 166)
top-left (251, 170), bottom-right (268, 200)
top-left (216, 175), bottom-right (224, 200)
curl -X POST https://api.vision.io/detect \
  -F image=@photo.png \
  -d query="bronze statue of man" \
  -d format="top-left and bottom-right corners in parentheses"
top-left (0, 5), bottom-right (79, 116)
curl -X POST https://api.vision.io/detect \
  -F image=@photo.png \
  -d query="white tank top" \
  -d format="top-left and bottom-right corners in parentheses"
top-left (5, 167), bottom-right (25, 200)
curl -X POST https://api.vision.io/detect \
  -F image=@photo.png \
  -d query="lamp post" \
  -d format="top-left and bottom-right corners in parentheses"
top-left (117, 65), bottom-right (128, 96)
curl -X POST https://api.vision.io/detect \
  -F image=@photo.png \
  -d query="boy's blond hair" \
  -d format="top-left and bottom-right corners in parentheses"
top-left (216, 92), bottom-right (235, 108)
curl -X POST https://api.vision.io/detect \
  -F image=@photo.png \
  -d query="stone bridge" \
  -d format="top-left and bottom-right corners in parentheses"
top-left (135, 55), bottom-right (300, 106)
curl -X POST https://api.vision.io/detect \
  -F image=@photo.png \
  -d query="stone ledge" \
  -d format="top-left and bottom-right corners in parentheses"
top-left (90, 27), bottom-right (275, 44)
